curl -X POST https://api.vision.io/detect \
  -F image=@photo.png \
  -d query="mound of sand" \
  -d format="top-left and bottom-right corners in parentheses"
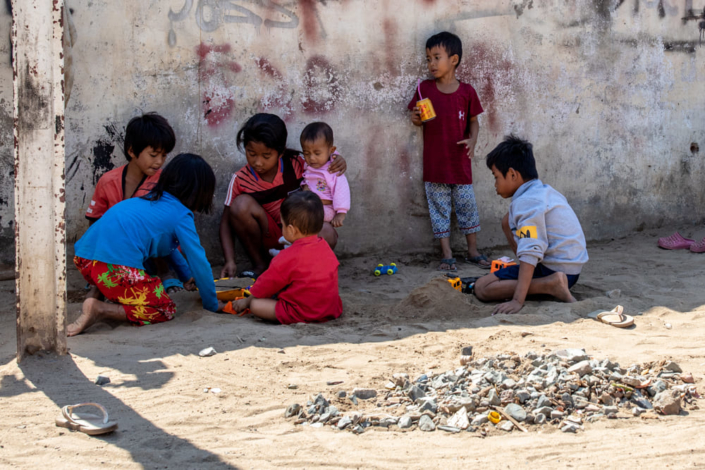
top-left (392, 278), bottom-right (482, 322)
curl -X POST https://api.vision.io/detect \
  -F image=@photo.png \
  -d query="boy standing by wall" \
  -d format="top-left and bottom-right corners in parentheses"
top-left (408, 31), bottom-right (490, 271)
top-left (474, 135), bottom-right (589, 315)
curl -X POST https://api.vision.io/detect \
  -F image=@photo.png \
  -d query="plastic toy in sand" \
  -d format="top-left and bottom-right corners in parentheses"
top-left (209, 277), bottom-right (253, 301)
top-left (447, 277), bottom-right (462, 292)
top-left (374, 263), bottom-right (398, 276)
top-left (490, 256), bottom-right (517, 273)
top-left (445, 273), bottom-right (479, 294)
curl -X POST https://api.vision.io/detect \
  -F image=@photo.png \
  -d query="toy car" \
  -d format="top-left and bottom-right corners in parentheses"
top-left (216, 287), bottom-right (251, 301)
top-left (447, 277), bottom-right (462, 292)
top-left (374, 263), bottom-right (398, 276)
top-left (491, 257), bottom-right (517, 273)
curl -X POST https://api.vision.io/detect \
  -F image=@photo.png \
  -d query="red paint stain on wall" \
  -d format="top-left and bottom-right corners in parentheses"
top-left (302, 55), bottom-right (341, 114)
top-left (255, 57), bottom-right (284, 80)
top-left (196, 43), bottom-right (231, 60)
top-left (456, 42), bottom-right (515, 134)
top-left (383, 18), bottom-right (399, 73)
top-left (196, 42), bottom-right (240, 127)
top-left (399, 149), bottom-right (410, 178)
top-left (298, 0), bottom-right (319, 42)
top-left (202, 95), bottom-right (235, 127)
top-left (255, 57), bottom-right (294, 118)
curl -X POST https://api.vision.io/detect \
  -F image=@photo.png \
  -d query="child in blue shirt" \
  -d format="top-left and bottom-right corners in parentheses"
top-left (70, 153), bottom-right (223, 336)
top-left (474, 135), bottom-right (589, 315)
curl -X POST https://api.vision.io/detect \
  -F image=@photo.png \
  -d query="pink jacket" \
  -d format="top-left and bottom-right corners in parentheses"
top-left (302, 161), bottom-right (350, 214)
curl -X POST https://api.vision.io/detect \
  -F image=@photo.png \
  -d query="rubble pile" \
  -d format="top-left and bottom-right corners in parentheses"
top-left (284, 349), bottom-right (700, 434)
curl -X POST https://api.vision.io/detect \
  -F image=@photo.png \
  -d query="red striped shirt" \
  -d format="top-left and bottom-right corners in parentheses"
top-left (224, 155), bottom-right (305, 220)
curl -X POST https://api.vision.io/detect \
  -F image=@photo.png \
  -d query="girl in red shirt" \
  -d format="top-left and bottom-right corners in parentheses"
top-left (219, 113), bottom-right (347, 279)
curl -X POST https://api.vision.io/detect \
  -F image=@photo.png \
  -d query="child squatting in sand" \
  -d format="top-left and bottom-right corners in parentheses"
top-left (219, 113), bottom-right (347, 279)
top-left (231, 191), bottom-right (343, 324)
top-left (69, 154), bottom-right (223, 336)
top-left (474, 135), bottom-right (589, 315)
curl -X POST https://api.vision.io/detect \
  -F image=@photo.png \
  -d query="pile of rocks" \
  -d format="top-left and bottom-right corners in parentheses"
top-left (284, 348), bottom-right (700, 434)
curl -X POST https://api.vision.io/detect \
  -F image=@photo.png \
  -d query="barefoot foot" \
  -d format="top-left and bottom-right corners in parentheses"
top-left (67, 298), bottom-right (101, 336)
top-left (67, 298), bottom-right (126, 336)
top-left (547, 272), bottom-right (577, 303)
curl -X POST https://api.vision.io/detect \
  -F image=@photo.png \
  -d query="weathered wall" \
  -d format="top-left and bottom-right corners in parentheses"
top-left (0, 1), bottom-right (13, 264)
top-left (2, 0), bottom-right (704, 265)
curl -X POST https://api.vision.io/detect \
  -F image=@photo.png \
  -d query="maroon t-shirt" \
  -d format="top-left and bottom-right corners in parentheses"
top-left (407, 80), bottom-right (484, 184)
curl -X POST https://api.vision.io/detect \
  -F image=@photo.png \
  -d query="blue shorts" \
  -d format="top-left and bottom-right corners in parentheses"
top-left (493, 263), bottom-right (580, 289)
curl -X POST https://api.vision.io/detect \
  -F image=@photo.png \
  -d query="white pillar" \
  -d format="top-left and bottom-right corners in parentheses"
top-left (13, 0), bottom-right (66, 361)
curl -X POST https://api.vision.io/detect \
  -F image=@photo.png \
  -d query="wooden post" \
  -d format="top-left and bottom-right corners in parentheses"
top-left (13, 0), bottom-right (67, 361)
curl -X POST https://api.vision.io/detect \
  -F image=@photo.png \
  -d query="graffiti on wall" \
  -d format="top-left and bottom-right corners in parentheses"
top-left (167, 0), bottom-right (329, 46)
top-left (614, 0), bottom-right (705, 49)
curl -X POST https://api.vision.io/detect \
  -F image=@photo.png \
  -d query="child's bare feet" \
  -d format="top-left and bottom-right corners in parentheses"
top-left (67, 299), bottom-right (127, 336)
top-left (86, 285), bottom-right (100, 299)
top-left (67, 298), bottom-right (101, 336)
top-left (545, 272), bottom-right (577, 303)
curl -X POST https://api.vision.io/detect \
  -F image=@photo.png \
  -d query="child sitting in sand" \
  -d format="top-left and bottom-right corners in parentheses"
top-left (220, 113), bottom-right (347, 279)
top-left (473, 135), bottom-right (589, 315)
top-left (231, 191), bottom-right (343, 324)
top-left (85, 112), bottom-right (186, 293)
top-left (69, 153), bottom-right (222, 336)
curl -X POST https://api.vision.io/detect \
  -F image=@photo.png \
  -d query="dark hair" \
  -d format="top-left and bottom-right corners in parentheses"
top-left (236, 113), bottom-right (289, 156)
top-left (426, 31), bottom-right (463, 67)
top-left (485, 134), bottom-right (539, 181)
top-left (147, 153), bottom-right (215, 214)
top-left (300, 122), bottom-right (334, 146)
top-left (124, 112), bottom-right (176, 161)
top-left (280, 191), bottom-right (324, 236)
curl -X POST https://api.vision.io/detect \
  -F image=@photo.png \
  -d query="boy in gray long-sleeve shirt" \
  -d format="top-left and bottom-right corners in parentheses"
top-left (474, 135), bottom-right (588, 315)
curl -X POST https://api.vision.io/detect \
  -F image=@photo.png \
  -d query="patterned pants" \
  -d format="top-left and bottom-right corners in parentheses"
top-left (425, 182), bottom-right (481, 239)
top-left (74, 256), bottom-right (176, 326)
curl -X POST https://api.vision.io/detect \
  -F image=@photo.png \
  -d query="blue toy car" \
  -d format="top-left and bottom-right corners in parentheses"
top-left (374, 263), bottom-right (398, 276)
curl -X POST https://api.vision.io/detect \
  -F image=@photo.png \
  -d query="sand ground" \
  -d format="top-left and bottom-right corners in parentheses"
top-left (1, 230), bottom-right (704, 469)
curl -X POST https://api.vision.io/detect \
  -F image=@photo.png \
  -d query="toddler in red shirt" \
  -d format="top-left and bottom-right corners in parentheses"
top-left (408, 32), bottom-right (491, 272)
top-left (231, 191), bottom-right (343, 324)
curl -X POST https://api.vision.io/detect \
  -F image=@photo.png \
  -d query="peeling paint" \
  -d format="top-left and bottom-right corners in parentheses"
top-left (2, 0), bottom-right (704, 269)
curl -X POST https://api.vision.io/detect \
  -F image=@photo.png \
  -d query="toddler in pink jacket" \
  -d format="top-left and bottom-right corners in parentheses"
top-left (300, 122), bottom-right (350, 227)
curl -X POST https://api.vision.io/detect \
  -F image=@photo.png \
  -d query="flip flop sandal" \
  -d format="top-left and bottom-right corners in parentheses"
top-left (55, 403), bottom-right (118, 436)
top-left (690, 237), bottom-right (705, 253)
top-left (594, 305), bottom-right (634, 328)
top-left (465, 255), bottom-right (491, 269)
top-left (658, 232), bottom-right (694, 250)
top-left (437, 258), bottom-right (458, 272)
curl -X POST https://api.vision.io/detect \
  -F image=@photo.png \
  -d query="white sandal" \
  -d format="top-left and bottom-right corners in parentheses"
top-left (55, 403), bottom-right (118, 435)
top-left (596, 305), bottom-right (634, 328)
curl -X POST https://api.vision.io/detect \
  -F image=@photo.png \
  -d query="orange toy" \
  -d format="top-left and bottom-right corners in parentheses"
top-left (222, 298), bottom-right (250, 316)
top-left (490, 258), bottom-right (517, 273)
top-left (447, 277), bottom-right (462, 292)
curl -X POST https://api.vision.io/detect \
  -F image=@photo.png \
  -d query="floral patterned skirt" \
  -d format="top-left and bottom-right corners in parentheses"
top-left (74, 256), bottom-right (176, 326)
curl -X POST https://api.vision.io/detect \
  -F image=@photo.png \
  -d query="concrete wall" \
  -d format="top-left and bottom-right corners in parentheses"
top-left (2, 0), bottom-right (704, 265)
